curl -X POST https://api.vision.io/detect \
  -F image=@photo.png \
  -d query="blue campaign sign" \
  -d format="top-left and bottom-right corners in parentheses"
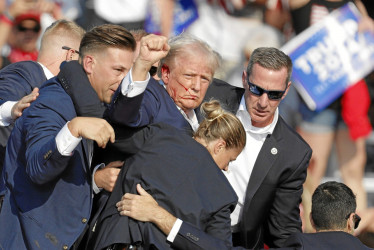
top-left (145, 0), bottom-right (199, 36)
top-left (281, 3), bottom-right (374, 111)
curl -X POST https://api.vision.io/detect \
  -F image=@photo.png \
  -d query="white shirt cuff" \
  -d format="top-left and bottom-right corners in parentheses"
top-left (0, 101), bottom-right (17, 126)
top-left (120, 68), bottom-right (150, 98)
top-left (92, 163), bottom-right (105, 194)
top-left (55, 122), bottom-right (82, 156)
top-left (167, 218), bottom-right (183, 243)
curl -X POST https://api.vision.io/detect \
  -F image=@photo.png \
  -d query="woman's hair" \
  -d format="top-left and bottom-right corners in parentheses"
top-left (195, 99), bottom-right (246, 150)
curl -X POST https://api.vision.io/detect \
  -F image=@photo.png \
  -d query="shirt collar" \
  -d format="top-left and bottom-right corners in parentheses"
top-left (160, 79), bottom-right (199, 131)
top-left (237, 95), bottom-right (278, 135)
top-left (38, 62), bottom-right (54, 80)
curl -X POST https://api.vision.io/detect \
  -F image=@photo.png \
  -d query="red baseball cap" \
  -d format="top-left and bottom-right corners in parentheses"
top-left (13, 12), bottom-right (41, 26)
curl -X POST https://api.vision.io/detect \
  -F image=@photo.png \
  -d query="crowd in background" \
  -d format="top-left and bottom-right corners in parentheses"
top-left (1, 0), bottom-right (374, 249)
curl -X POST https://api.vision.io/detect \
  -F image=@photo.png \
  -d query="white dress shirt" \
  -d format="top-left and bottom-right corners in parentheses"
top-left (224, 96), bottom-right (278, 230)
top-left (167, 96), bottom-right (280, 241)
top-left (56, 68), bottom-right (150, 193)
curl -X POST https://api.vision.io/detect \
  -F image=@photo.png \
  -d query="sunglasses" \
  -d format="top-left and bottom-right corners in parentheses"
top-left (62, 46), bottom-right (80, 55)
top-left (17, 24), bottom-right (41, 33)
top-left (346, 213), bottom-right (361, 229)
top-left (247, 80), bottom-right (286, 100)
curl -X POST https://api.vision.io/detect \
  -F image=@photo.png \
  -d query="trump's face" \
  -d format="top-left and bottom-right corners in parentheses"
top-left (162, 52), bottom-right (213, 113)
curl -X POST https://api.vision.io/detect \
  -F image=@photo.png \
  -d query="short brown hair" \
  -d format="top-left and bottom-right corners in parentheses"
top-left (130, 29), bottom-right (149, 42)
top-left (247, 47), bottom-right (293, 88)
top-left (79, 24), bottom-right (136, 58)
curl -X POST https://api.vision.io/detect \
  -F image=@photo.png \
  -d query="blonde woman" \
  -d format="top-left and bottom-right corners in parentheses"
top-left (90, 100), bottom-right (246, 250)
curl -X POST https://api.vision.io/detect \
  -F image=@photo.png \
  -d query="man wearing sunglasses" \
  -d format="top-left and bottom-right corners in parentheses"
top-left (196, 47), bottom-right (312, 249)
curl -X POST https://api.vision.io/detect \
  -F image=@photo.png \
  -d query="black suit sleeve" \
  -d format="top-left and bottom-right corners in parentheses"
top-left (172, 222), bottom-right (236, 250)
top-left (0, 61), bottom-right (46, 102)
top-left (200, 78), bottom-right (244, 114)
top-left (95, 124), bottom-right (162, 165)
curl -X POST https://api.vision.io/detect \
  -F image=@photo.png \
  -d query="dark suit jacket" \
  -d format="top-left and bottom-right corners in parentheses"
top-left (172, 223), bottom-right (372, 250)
top-left (172, 222), bottom-right (295, 250)
top-left (283, 231), bottom-right (373, 250)
top-left (201, 79), bottom-right (312, 249)
top-left (92, 77), bottom-right (311, 249)
top-left (0, 62), bottom-right (95, 249)
top-left (91, 123), bottom-right (238, 250)
top-left (0, 61), bottom-right (47, 176)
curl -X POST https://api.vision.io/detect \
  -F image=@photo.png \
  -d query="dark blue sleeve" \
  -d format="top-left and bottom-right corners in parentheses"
top-left (0, 61), bottom-right (46, 102)
top-left (172, 222), bottom-right (238, 250)
top-left (107, 78), bottom-right (161, 127)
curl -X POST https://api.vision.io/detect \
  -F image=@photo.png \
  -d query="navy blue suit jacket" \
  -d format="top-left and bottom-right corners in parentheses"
top-left (172, 223), bottom-right (372, 250)
top-left (0, 61), bottom-right (47, 175)
top-left (107, 78), bottom-right (311, 249)
top-left (283, 231), bottom-right (372, 250)
top-left (108, 78), bottom-right (193, 135)
top-left (91, 123), bottom-right (238, 250)
top-left (172, 222), bottom-right (296, 250)
top-left (0, 62), bottom-right (94, 249)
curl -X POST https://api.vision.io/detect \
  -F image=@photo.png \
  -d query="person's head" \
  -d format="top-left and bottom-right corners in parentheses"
top-left (79, 24), bottom-right (136, 104)
top-left (130, 29), bottom-right (159, 79)
top-left (38, 19), bottom-right (85, 75)
top-left (242, 47), bottom-right (292, 128)
top-left (311, 181), bottom-right (359, 234)
top-left (10, 12), bottom-right (41, 52)
top-left (130, 29), bottom-right (149, 62)
top-left (159, 34), bottom-right (221, 113)
top-left (194, 99), bottom-right (246, 171)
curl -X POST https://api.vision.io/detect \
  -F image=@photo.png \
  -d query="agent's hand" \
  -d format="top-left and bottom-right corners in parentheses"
top-left (68, 117), bottom-right (115, 148)
top-left (11, 87), bottom-right (39, 120)
top-left (117, 184), bottom-right (159, 222)
top-left (94, 161), bottom-right (124, 192)
top-left (117, 184), bottom-right (177, 235)
top-left (132, 34), bottom-right (170, 81)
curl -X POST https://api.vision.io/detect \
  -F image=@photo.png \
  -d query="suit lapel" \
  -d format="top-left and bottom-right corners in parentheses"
top-left (244, 120), bottom-right (283, 204)
top-left (81, 139), bottom-right (92, 172)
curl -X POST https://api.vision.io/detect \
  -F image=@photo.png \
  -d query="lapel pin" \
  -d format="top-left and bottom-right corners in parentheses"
top-left (271, 147), bottom-right (278, 155)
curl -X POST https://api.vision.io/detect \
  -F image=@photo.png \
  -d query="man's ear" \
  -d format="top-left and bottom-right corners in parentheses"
top-left (161, 64), bottom-right (170, 85)
top-left (309, 213), bottom-right (317, 232)
top-left (213, 139), bottom-right (226, 155)
top-left (82, 55), bottom-right (95, 75)
top-left (346, 213), bottom-right (355, 234)
top-left (242, 71), bottom-right (248, 89)
top-left (281, 81), bottom-right (292, 100)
